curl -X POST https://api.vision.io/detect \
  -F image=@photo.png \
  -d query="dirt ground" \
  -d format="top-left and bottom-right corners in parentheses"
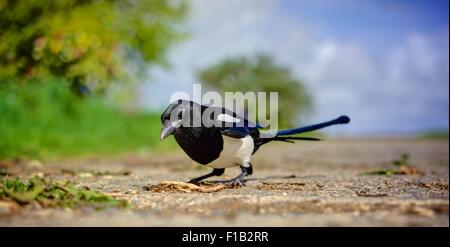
top-left (0, 139), bottom-right (448, 226)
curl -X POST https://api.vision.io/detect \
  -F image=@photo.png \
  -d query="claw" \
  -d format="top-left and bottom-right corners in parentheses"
top-left (223, 179), bottom-right (246, 187)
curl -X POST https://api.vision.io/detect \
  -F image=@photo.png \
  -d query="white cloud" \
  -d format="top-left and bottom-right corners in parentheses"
top-left (140, 1), bottom-right (449, 135)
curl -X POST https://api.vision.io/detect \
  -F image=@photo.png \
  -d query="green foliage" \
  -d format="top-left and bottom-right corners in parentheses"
top-left (198, 54), bottom-right (312, 127)
top-left (363, 169), bottom-right (396, 176)
top-left (0, 0), bottom-right (187, 91)
top-left (363, 152), bottom-right (424, 176)
top-left (418, 131), bottom-right (449, 140)
top-left (0, 175), bottom-right (130, 208)
top-left (393, 153), bottom-right (410, 166)
top-left (0, 79), bottom-right (175, 160)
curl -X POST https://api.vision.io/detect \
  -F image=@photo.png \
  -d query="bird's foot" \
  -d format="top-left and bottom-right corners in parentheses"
top-left (221, 178), bottom-right (246, 187)
top-left (187, 179), bottom-right (200, 185)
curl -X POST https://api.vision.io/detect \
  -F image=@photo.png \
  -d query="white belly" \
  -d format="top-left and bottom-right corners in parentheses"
top-left (207, 135), bottom-right (254, 168)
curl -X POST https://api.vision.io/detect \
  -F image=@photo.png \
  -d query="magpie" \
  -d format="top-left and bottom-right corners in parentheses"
top-left (160, 99), bottom-right (350, 186)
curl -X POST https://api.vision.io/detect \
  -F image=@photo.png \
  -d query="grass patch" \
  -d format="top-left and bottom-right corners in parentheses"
top-left (363, 152), bottom-right (424, 176)
top-left (363, 166), bottom-right (424, 176)
top-left (418, 130), bottom-right (449, 140)
top-left (0, 175), bottom-right (129, 209)
top-left (363, 169), bottom-right (397, 176)
top-left (0, 79), bottom-right (176, 160)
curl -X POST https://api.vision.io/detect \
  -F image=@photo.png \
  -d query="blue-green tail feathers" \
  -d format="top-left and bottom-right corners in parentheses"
top-left (266, 116), bottom-right (350, 143)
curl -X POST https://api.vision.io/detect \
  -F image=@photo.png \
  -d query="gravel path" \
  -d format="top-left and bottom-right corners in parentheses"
top-left (1, 139), bottom-right (448, 226)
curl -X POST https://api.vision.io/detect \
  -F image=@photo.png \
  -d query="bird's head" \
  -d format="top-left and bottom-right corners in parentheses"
top-left (160, 99), bottom-right (202, 141)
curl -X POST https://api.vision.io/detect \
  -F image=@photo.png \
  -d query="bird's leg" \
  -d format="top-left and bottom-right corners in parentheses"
top-left (221, 164), bottom-right (252, 186)
top-left (188, 168), bottom-right (225, 185)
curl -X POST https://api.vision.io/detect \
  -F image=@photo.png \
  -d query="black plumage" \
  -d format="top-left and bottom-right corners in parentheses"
top-left (160, 99), bottom-right (350, 185)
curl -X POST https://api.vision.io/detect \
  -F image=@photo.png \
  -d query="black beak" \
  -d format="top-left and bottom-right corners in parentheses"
top-left (160, 123), bottom-right (175, 141)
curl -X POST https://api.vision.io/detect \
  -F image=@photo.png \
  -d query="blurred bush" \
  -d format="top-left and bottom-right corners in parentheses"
top-left (0, 79), bottom-right (174, 160)
top-left (198, 54), bottom-right (312, 127)
top-left (0, 0), bottom-right (187, 92)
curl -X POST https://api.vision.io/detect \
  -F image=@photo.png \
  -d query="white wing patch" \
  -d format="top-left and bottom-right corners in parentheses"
top-left (217, 113), bottom-right (241, 123)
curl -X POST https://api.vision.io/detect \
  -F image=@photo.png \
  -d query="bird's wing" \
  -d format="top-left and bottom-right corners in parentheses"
top-left (220, 126), bottom-right (250, 139)
top-left (204, 105), bottom-right (259, 129)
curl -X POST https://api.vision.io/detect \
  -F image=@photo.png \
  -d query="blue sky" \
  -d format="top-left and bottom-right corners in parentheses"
top-left (141, 0), bottom-right (449, 136)
top-left (281, 0), bottom-right (448, 51)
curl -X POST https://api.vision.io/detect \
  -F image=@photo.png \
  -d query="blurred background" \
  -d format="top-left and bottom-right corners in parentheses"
top-left (0, 0), bottom-right (448, 161)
